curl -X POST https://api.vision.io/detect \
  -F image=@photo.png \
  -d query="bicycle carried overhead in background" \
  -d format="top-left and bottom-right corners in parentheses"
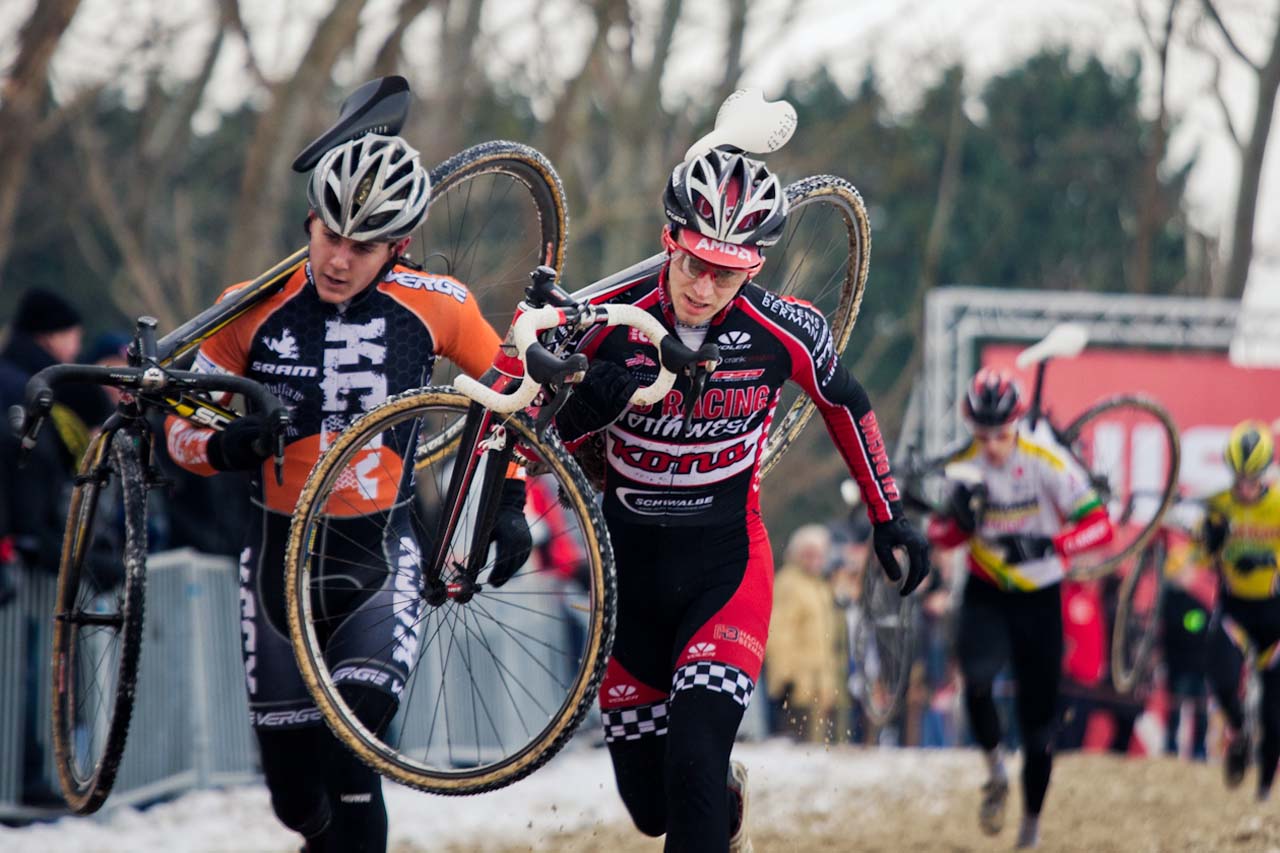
top-left (15, 74), bottom-right (575, 816)
top-left (851, 322), bottom-right (1182, 727)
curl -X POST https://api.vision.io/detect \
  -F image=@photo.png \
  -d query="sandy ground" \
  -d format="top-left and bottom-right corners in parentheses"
top-left (430, 750), bottom-right (1280, 853)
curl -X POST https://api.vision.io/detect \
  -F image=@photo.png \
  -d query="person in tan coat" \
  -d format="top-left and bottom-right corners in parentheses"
top-left (767, 524), bottom-right (841, 742)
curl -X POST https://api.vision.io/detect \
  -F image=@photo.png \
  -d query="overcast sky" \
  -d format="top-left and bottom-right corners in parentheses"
top-left (2, 0), bottom-right (1277, 287)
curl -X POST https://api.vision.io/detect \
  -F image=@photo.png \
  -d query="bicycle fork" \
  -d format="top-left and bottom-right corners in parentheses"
top-left (422, 402), bottom-right (516, 606)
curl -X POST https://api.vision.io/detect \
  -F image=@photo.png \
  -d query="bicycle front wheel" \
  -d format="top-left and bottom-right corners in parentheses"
top-left (756, 175), bottom-right (870, 478)
top-left (420, 141), bottom-right (568, 367)
top-left (285, 388), bottom-right (614, 795)
top-left (853, 556), bottom-right (915, 728)
top-left (51, 429), bottom-right (148, 814)
top-left (1111, 535), bottom-right (1167, 694)
top-left (1060, 395), bottom-right (1180, 580)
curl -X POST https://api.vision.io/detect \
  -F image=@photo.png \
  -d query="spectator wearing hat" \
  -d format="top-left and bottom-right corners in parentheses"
top-left (1, 288), bottom-right (111, 806)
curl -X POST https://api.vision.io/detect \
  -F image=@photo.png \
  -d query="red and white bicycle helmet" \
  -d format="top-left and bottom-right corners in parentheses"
top-left (307, 133), bottom-right (430, 243)
top-left (662, 145), bottom-right (788, 272)
top-left (964, 367), bottom-right (1025, 427)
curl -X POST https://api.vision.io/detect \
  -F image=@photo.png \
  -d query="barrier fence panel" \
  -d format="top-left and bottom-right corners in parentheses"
top-left (0, 549), bottom-right (258, 822)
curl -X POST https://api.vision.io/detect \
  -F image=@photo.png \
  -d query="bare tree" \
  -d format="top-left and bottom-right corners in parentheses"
top-left (222, 0), bottom-right (371, 283)
top-left (1200, 0), bottom-right (1280, 299)
top-left (0, 0), bottom-right (84, 280)
top-left (1130, 0), bottom-right (1182, 294)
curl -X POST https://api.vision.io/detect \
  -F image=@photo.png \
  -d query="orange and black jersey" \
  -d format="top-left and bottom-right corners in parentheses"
top-left (573, 266), bottom-right (902, 527)
top-left (166, 262), bottom-right (500, 513)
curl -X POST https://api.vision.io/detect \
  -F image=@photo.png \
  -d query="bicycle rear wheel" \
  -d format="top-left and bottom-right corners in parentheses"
top-left (285, 388), bottom-right (614, 794)
top-left (50, 429), bottom-right (148, 814)
top-left (1059, 395), bottom-right (1180, 580)
top-left (419, 140), bottom-right (568, 382)
top-left (756, 175), bottom-right (870, 478)
top-left (1111, 535), bottom-right (1166, 693)
top-left (853, 555), bottom-right (915, 728)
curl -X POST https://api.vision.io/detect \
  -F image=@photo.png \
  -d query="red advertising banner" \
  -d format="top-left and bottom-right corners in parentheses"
top-left (981, 344), bottom-right (1280, 497)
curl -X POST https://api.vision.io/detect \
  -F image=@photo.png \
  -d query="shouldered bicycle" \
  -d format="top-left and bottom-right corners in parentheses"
top-left (851, 322), bottom-right (1181, 727)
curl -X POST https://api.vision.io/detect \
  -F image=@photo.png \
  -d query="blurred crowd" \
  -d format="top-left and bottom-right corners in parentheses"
top-left (0, 288), bottom-right (252, 806)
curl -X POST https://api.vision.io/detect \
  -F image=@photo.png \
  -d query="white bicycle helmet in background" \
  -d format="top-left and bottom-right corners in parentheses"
top-left (662, 145), bottom-right (788, 271)
top-left (307, 133), bottom-right (430, 243)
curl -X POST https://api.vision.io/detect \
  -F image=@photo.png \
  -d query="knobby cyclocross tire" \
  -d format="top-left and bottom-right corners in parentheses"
top-left (1060, 395), bottom-right (1180, 581)
top-left (1111, 535), bottom-right (1167, 694)
top-left (51, 430), bottom-right (148, 814)
top-left (756, 175), bottom-right (870, 479)
top-left (423, 140), bottom-right (568, 342)
top-left (285, 388), bottom-right (615, 795)
top-left (854, 554), bottom-right (916, 727)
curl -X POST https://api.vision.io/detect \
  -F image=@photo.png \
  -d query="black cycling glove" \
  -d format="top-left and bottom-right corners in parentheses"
top-left (487, 479), bottom-right (533, 588)
top-left (206, 414), bottom-right (271, 472)
top-left (555, 360), bottom-right (640, 443)
top-left (993, 533), bottom-right (1056, 565)
top-left (1202, 511), bottom-right (1229, 556)
top-left (873, 516), bottom-right (931, 597)
top-left (945, 481), bottom-right (987, 534)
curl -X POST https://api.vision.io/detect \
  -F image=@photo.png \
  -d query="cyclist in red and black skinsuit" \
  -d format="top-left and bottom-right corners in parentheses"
top-left (166, 133), bottom-right (529, 853)
top-left (553, 145), bottom-right (930, 853)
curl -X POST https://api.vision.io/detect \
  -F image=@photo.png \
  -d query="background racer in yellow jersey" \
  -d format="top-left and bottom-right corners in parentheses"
top-left (1202, 419), bottom-right (1280, 800)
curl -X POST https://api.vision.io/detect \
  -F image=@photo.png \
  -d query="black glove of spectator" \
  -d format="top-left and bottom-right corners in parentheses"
top-left (487, 479), bottom-right (533, 588)
top-left (555, 360), bottom-right (640, 443)
top-left (1236, 551), bottom-right (1277, 575)
top-left (944, 480), bottom-right (987, 534)
top-left (993, 533), bottom-right (1056, 565)
top-left (1203, 511), bottom-right (1229, 556)
top-left (873, 516), bottom-right (931, 596)
top-left (206, 414), bottom-right (272, 472)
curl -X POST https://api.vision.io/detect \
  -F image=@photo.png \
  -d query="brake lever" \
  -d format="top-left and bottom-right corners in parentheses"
top-left (534, 384), bottom-right (575, 437)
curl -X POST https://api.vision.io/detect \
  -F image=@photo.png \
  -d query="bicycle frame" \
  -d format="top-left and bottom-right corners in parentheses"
top-left (420, 266), bottom-right (719, 600)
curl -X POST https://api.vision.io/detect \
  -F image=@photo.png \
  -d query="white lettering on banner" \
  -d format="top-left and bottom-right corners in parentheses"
top-left (1182, 426), bottom-right (1235, 495)
top-left (607, 428), bottom-right (761, 486)
top-left (392, 536), bottom-right (422, 669)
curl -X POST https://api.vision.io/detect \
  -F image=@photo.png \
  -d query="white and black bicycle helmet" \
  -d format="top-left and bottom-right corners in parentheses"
top-left (307, 133), bottom-right (430, 243)
top-left (662, 146), bottom-right (788, 271)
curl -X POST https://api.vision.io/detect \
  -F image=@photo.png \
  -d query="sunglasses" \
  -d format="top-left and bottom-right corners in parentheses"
top-left (672, 250), bottom-right (750, 288)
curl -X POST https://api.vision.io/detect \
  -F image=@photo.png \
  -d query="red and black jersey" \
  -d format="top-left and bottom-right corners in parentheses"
top-left (166, 262), bottom-right (500, 513)
top-left (575, 266), bottom-right (902, 527)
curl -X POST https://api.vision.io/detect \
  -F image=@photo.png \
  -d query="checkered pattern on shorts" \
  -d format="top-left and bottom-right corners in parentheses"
top-left (602, 700), bottom-right (669, 743)
top-left (671, 661), bottom-right (755, 708)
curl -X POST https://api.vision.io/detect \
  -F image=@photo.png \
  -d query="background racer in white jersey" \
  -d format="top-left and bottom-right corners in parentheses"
top-left (927, 367), bottom-right (1114, 850)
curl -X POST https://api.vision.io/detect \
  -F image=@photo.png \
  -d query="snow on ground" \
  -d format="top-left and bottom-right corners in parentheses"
top-left (0, 740), bottom-right (972, 853)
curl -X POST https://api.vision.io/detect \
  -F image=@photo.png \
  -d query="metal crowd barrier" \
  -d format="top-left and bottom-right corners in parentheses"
top-left (0, 549), bottom-right (258, 822)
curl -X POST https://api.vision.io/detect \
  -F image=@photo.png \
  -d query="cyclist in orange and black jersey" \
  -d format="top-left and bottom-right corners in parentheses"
top-left (165, 133), bottom-right (529, 853)
top-left (1202, 420), bottom-right (1280, 800)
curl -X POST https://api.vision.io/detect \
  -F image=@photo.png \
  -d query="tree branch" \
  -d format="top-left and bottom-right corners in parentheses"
top-left (1201, 0), bottom-right (1260, 72)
